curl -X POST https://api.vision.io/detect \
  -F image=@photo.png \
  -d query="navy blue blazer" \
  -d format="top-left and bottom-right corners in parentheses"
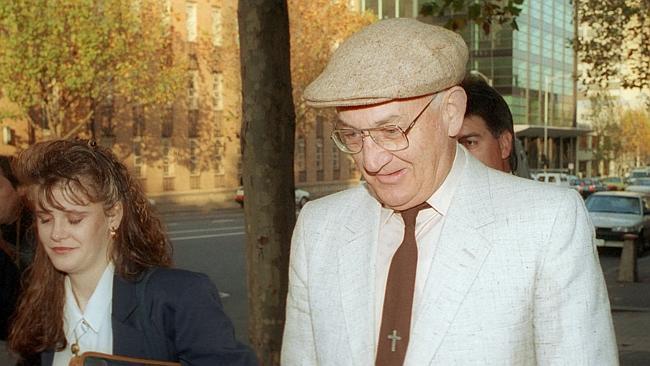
top-left (41, 268), bottom-right (257, 366)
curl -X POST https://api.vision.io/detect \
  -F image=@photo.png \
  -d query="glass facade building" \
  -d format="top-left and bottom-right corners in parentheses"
top-left (353, 0), bottom-right (581, 171)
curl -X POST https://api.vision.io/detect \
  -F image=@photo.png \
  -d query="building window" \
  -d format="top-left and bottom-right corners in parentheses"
top-left (133, 139), bottom-right (144, 178)
top-left (186, 3), bottom-right (197, 42)
top-left (161, 105), bottom-right (174, 137)
top-left (214, 115), bottom-right (223, 138)
top-left (579, 135), bottom-right (588, 150)
top-left (212, 72), bottom-right (223, 111)
top-left (214, 137), bottom-right (226, 176)
top-left (189, 138), bottom-right (200, 177)
top-left (212, 7), bottom-right (222, 47)
top-left (316, 116), bottom-right (324, 138)
top-left (316, 138), bottom-right (324, 181)
top-left (162, 138), bottom-right (174, 191)
top-left (162, 138), bottom-right (174, 177)
top-left (332, 143), bottom-right (340, 180)
top-left (188, 109), bottom-right (199, 138)
top-left (296, 136), bottom-right (306, 182)
top-left (132, 105), bottom-right (145, 137)
top-left (188, 70), bottom-right (199, 110)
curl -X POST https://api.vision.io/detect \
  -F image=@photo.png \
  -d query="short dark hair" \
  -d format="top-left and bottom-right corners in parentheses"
top-left (461, 77), bottom-right (517, 171)
top-left (0, 155), bottom-right (19, 189)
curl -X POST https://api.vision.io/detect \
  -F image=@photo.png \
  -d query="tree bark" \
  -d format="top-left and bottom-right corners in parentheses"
top-left (237, 1), bottom-right (296, 364)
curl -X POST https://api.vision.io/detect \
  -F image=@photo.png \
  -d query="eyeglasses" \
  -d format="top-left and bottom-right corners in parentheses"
top-left (331, 96), bottom-right (435, 154)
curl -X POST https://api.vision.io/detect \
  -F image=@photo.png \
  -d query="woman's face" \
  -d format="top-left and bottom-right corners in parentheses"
top-left (34, 185), bottom-right (122, 279)
top-left (0, 167), bottom-right (19, 224)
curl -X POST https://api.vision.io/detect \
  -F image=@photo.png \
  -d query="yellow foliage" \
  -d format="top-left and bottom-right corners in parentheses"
top-left (619, 109), bottom-right (650, 161)
top-left (288, 0), bottom-right (375, 134)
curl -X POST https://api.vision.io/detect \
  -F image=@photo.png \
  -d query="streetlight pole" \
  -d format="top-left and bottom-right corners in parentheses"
top-left (543, 73), bottom-right (571, 172)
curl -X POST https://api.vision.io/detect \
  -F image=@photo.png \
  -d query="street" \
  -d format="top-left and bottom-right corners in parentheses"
top-left (162, 207), bottom-right (249, 343)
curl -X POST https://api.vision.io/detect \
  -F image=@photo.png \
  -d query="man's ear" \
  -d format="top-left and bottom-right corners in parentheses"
top-left (108, 201), bottom-right (124, 230)
top-left (498, 130), bottom-right (514, 160)
top-left (441, 86), bottom-right (467, 137)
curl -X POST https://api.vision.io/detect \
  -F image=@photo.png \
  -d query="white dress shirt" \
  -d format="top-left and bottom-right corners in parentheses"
top-left (53, 263), bottom-right (115, 366)
top-left (375, 146), bottom-right (465, 346)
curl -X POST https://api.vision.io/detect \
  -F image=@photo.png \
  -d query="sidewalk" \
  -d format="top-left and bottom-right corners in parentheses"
top-left (605, 255), bottom-right (650, 365)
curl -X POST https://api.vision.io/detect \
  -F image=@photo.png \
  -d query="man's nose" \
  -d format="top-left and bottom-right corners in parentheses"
top-left (361, 136), bottom-right (392, 173)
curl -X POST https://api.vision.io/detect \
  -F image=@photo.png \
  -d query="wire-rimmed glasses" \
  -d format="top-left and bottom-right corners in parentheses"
top-left (331, 96), bottom-right (435, 154)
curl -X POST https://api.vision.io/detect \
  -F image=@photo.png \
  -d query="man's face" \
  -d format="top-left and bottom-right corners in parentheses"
top-left (337, 93), bottom-right (459, 211)
top-left (457, 115), bottom-right (512, 172)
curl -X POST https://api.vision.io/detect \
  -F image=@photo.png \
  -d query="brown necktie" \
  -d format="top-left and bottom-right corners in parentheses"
top-left (376, 202), bottom-right (430, 366)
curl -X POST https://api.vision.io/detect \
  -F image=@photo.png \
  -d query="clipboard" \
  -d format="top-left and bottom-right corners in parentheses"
top-left (68, 351), bottom-right (181, 366)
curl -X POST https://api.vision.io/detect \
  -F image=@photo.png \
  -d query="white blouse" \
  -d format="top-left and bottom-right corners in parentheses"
top-left (53, 263), bottom-right (114, 366)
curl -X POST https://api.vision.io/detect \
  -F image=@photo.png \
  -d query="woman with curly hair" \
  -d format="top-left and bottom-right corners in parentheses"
top-left (8, 139), bottom-right (256, 366)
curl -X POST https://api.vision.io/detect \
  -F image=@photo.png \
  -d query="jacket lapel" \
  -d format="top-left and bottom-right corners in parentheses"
top-left (41, 275), bottom-right (145, 365)
top-left (337, 187), bottom-right (381, 366)
top-left (405, 153), bottom-right (497, 365)
top-left (111, 274), bottom-right (149, 358)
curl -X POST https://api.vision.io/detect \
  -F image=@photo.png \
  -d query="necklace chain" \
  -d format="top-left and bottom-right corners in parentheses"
top-left (71, 319), bottom-right (90, 357)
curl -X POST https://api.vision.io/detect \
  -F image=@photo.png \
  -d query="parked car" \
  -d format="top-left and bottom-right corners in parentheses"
top-left (235, 187), bottom-right (310, 208)
top-left (600, 176), bottom-right (626, 191)
top-left (535, 172), bottom-right (570, 187)
top-left (573, 178), bottom-right (607, 198)
top-left (626, 177), bottom-right (650, 194)
top-left (626, 168), bottom-right (650, 184)
top-left (585, 191), bottom-right (650, 254)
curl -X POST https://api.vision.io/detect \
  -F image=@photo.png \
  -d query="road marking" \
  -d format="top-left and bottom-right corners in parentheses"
top-left (212, 219), bottom-right (236, 224)
top-left (170, 232), bottom-right (244, 241)
top-left (168, 226), bottom-right (244, 235)
top-left (219, 292), bottom-right (231, 299)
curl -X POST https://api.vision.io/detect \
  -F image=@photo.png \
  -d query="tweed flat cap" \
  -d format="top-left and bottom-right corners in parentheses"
top-left (304, 18), bottom-right (468, 108)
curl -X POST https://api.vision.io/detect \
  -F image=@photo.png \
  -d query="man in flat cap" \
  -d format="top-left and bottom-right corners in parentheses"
top-left (281, 18), bottom-right (617, 365)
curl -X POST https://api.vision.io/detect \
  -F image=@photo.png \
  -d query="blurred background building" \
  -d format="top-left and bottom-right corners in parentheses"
top-left (1, 0), bottom-right (646, 206)
top-left (352, 0), bottom-right (587, 175)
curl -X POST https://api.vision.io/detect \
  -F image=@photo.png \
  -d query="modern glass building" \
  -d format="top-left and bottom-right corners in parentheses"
top-left (352, 0), bottom-right (583, 172)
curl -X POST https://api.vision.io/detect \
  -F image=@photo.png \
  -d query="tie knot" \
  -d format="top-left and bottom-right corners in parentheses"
top-left (400, 202), bottom-right (430, 227)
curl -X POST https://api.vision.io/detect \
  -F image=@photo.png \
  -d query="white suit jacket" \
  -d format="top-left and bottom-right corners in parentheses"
top-left (281, 150), bottom-right (618, 366)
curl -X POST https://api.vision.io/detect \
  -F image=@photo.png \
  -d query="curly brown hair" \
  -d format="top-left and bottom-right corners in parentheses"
top-left (8, 139), bottom-right (172, 359)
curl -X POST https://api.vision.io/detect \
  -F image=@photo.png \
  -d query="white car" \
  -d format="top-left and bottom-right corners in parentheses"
top-left (626, 178), bottom-right (650, 194)
top-left (534, 172), bottom-right (570, 187)
top-left (585, 191), bottom-right (650, 254)
top-left (234, 187), bottom-right (310, 208)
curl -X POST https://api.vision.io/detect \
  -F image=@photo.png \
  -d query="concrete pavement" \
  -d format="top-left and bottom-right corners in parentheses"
top-left (605, 254), bottom-right (650, 365)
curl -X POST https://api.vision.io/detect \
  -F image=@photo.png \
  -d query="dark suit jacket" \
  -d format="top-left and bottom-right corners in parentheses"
top-left (41, 268), bottom-right (257, 366)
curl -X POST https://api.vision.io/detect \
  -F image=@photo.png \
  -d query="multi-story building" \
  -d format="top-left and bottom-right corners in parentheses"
top-left (114, 0), bottom-right (245, 206)
top-left (0, 0), bottom-right (363, 206)
top-left (352, 0), bottom-right (585, 175)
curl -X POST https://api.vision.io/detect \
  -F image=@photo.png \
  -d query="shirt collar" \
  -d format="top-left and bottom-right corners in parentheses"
top-left (63, 262), bottom-right (115, 338)
top-left (380, 143), bottom-right (466, 223)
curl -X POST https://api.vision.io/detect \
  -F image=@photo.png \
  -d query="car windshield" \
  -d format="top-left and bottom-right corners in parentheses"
top-left (586, 196), bottom-right (641, 215)
top-left (632, 178), bottom-right (650, 186)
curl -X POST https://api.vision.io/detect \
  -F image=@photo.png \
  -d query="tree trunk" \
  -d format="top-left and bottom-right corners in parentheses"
top-left (237, 2), bottom-right (296, 364)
